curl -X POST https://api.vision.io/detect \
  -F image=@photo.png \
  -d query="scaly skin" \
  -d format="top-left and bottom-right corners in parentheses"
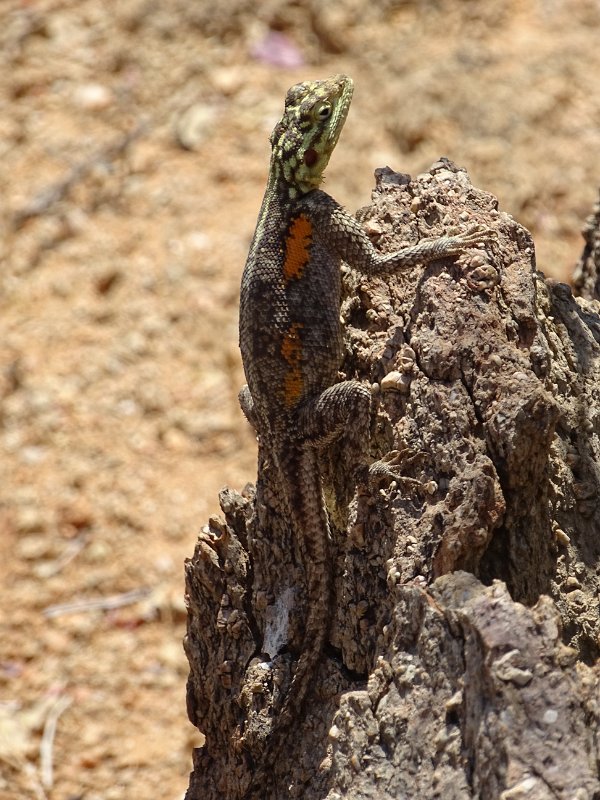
top-left (239, 74), bottom-right (492, 797)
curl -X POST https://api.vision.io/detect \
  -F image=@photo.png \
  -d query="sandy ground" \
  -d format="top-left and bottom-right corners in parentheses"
top-left (1, 1), bottom-right (599, 798)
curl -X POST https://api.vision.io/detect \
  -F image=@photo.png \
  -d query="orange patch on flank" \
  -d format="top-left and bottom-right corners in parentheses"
top-left (283, 215), bottom-right (312, 281)
top-left (281, 322), bottom-right (304, 407)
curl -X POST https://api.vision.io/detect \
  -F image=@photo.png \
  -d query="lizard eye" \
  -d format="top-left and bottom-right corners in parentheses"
top-left (315, 103), bottom-right (332, 121)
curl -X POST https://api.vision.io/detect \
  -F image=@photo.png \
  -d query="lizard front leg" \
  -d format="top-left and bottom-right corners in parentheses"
top-left (302, 189), bottom-right (495, 277)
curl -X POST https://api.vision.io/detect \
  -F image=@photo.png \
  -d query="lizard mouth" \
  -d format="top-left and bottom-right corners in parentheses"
top-left (327, 75), bottom-right (354, 147)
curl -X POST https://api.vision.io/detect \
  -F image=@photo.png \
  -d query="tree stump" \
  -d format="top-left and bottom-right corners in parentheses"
top-left (184, 160), bottom-right (600, 800)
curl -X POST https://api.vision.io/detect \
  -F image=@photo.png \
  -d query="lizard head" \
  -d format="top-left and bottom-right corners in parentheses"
top-left (270, 74), bottom-right (354, 197)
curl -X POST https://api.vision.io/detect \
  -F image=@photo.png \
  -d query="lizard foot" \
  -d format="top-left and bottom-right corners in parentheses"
top-left (418, 224), bottom-right (496, 257)
top-left (447, 224), bottom-right (498, 252)
top-left (365, 449), bottom-right (426, 489)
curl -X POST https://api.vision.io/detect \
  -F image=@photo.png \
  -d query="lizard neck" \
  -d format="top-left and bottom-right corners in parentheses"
top-left (265, 159), bottom-right (312, 205)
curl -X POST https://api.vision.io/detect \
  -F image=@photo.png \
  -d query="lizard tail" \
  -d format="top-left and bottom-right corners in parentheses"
top-left (245, 446), bottom-right (332, 798)
top-left (281, 444), bottom-right (333, 722)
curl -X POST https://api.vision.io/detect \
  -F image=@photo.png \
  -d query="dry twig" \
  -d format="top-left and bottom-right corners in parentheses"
top-left (40, 695), bottom-right (72, 790)
top-left (43, 587), bottom-right (151, 618)
top-left (11, 122), bottom-right (147, 231)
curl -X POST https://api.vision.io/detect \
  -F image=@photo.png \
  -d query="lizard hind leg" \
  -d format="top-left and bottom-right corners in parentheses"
top-left (296, 380), bottom-right (374, 520)
top-left (297, 379), bottom-right (373, 466)
top-left (297, 380), bottom-right (416, 516)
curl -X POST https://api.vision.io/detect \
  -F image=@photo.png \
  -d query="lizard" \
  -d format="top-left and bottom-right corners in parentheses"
top-left (238, 73), bottom-right (492, 796)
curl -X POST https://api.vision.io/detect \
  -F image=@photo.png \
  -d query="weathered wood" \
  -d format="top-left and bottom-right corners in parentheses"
top-left (184, 161), bottom-right (600, 800)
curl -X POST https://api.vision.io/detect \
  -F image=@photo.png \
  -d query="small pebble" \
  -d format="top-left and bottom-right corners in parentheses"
top-left (73, 83), bottom-right (112, 111)
top-left (175, 104), bottom-right (217, 151)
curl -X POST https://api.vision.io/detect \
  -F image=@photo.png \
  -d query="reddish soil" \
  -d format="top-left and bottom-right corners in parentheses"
top-left (1, 1), bottom-right (599, 798)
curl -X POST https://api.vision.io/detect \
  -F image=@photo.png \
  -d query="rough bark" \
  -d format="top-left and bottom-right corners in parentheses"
top-left (184, 160), bottom-right (600, 800)
top-left (573, 189), bottom-right (600, 302)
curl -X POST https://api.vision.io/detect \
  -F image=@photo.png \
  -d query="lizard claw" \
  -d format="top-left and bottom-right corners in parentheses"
top-left (366, 449), bottom-right (424, 489)
top-left (417, 225), bottom-right (497, 261)
top-left (450, 224), bottom-right (497, 250)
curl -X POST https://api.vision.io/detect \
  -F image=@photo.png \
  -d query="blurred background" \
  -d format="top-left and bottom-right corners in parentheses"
top-left (1, 1), bottom-right (599, 798)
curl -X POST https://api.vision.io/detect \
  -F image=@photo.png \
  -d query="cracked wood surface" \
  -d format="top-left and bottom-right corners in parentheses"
top-left (184, 161), bottom-right (600, 800)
